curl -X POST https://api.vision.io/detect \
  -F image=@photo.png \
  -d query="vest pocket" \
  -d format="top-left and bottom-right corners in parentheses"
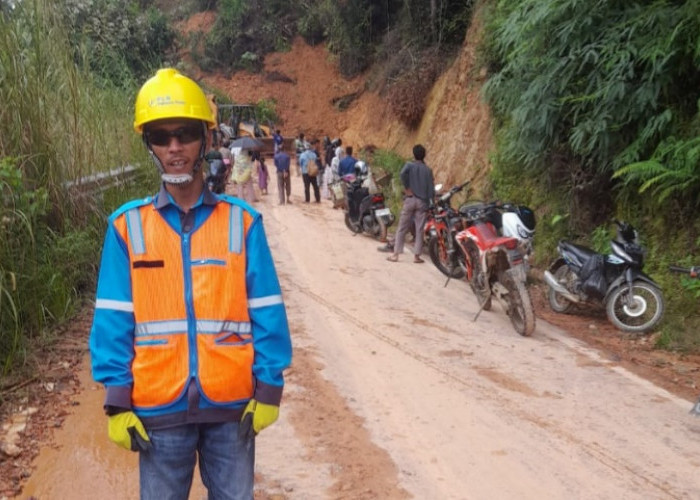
top-left (132, 334), bottom-right (189, 408)
top-left (197, 335), bottom-right (254, 403)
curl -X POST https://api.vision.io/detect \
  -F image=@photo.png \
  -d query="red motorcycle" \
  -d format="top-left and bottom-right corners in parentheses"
top-left (455, 201), bottom-right (536, 336)
top-left (425, 181), bottom-right (470, 278)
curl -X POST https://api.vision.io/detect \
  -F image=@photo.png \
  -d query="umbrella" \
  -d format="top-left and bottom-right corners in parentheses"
top-left (229, 136), bottom-right (264, 151)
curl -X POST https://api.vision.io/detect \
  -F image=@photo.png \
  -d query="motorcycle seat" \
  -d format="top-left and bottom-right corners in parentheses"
top-left (559, 241), bottom-right (598, 262)
top-left (473, 223), bottom-right (518, 250)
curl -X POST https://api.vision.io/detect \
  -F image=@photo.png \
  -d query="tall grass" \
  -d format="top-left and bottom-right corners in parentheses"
top-left (0, 0), bottom-right (151, 376)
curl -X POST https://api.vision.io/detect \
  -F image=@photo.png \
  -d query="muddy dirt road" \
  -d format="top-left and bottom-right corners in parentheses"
top-left (17, 176), bottom-right (700, 499)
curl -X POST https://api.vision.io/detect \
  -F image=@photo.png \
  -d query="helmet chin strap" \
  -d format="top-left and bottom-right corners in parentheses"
top-left (143, 123), bottom-right (208, 186)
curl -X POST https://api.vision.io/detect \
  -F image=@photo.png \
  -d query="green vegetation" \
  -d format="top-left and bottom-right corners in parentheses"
top-left (481, 0), bottom-right (700, 350)
top-left (370, 148), bottom-right (406, 217)
top-left (0, 0), bottom-right (169, 377)
top-left (197, 0), bottom-right (475, 125)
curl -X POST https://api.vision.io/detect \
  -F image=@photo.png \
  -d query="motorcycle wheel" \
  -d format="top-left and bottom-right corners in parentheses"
top-left (502, 270), bottom-right (536, 336)
top-left (547, 265), bottom-right (575, 314)
top-left (464, 241), bottom-right (491, 310)
top-left (344, 213), bottom-right (361, 234)
top-left (605, 281), bottom-right (665, 334)
top-left (428, 233), bottom-right (465, 279)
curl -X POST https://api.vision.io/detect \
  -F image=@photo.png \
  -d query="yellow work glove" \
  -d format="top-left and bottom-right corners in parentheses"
top-left (238, 399), bottom-right (279, 439)
top-left (108, 411), bottom-right (152, 452)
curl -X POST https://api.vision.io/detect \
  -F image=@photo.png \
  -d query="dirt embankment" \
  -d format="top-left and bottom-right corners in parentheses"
top-left (184, 6), bottom-right (494, 192)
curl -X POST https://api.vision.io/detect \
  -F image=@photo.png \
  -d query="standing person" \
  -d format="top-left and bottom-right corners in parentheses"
top-left (386, 144), bottom-right (435, 263)
top-left (207, 93), bottom-right (219, 147)
top-left (321, 138), bottom-right (334, 200)
top-left (334, 138), bottom-right (343, 163)
top-left (253, 151), bottom-right (269, 195)
top-left (219, 138), bottom-right (234, 183)
top-left (89, 68), bottom-right (292, 500)
top-left (274, 147), bottom-right (292, 205)
top-left (298, 144), bottom-right (321, 203)
top-left (338, 146), bottom-right (357, 178)
top-left (272, 129), bottom-right (284, 154)
top-left (232, 149), bottom-right (257, 203)
top-left (293, 133), bottom-right (305, 177)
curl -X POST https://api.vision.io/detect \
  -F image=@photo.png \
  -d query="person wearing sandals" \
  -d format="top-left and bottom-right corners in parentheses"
top-left (386, 144), bottom-right (434, 264)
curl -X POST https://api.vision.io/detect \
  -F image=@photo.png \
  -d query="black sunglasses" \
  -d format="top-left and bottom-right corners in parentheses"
top-left (146, 124), bottom-right (202, 146)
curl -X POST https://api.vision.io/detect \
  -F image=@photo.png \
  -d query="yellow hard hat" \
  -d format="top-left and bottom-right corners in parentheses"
top-left (133, 68), bottom-right (216, 133)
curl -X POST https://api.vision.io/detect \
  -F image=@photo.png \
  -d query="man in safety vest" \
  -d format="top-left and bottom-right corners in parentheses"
top-left (89, 68), bottom-right (292, 499)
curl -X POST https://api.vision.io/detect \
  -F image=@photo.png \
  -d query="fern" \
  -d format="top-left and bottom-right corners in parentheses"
top-left (615, 136), bottom-right (700, 205)
top-left (483, 0), bottom-right (700, 186)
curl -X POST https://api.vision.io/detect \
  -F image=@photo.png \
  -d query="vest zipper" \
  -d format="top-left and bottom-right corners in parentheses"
top-left (182, 232), bottom-right (198, 379)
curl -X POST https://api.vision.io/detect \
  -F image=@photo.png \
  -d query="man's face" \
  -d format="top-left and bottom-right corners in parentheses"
top-left (144, 118), bottom-right (206, 175)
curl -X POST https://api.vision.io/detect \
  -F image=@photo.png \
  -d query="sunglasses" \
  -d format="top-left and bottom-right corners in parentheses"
top-left (146, 124), bottom-right (202, 146)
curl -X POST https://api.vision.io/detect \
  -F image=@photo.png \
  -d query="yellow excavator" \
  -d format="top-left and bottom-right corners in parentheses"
top-left (217, 104), bottom-right (276, 153)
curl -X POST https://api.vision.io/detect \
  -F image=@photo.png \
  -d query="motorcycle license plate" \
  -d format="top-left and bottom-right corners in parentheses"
top-left (375, 208), bottom-right (391, 217)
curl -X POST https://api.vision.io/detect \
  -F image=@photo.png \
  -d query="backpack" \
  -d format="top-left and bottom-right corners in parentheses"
top-left (307, 156), bottom-right (319, 177)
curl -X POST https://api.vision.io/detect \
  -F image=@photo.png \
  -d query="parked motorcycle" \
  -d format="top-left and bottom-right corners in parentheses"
top-left (668, 264), bottom-right (700, 416)
top-left (206, 159), bottom-right (227, 194)
top-left (455, 200), bottom-right (536, 336)
top-left (544, 220), bottom-right (664, 333)
top-left (344, 172), bottom-right (395, 241)
top-left (426, 181), bottom-right (471, 278)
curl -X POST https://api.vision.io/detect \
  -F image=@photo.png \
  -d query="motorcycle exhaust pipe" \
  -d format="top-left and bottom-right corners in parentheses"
top-left (543, 270), bottom-right (581, 303)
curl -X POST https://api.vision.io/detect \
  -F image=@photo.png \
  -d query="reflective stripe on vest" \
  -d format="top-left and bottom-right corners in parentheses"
top-left (125, 205), bottom-right (245, 256)
top-left (114, 202), bottom-right (254, 409)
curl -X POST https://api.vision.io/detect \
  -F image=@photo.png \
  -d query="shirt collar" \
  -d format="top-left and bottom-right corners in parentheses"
top-left (154, 182), bottom-right (218, 210)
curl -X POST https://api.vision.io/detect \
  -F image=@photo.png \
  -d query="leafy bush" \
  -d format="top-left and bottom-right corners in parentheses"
top-left (483, 0), bottom-right (700, 185)
top-left (200, 0), bottom-right (295, 72)
top-left (385, 49), bottom-right (443, 127)
top-left (0, 0), bottom-right (153, 374)
top-left (61, 0), bottom-right (176, 84)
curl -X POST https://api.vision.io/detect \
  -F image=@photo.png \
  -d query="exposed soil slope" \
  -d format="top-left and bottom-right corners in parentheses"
top-left (182, 7), bottom-right (494, 190)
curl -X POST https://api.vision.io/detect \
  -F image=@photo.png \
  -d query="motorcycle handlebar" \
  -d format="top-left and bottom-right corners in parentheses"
top-left (439, 180), bottom-right (471, 203)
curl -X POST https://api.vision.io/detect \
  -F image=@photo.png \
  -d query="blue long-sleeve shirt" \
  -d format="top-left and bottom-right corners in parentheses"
top-left (89, 183), bottom-right (292, 428)
top-left (274, 151), bottom-right (291, 173)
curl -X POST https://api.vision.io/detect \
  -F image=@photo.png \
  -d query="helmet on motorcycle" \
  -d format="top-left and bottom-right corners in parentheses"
top-left (514, 205), bottom-right (536, 231)
top-left (354, 160), bottom-right (368, 177)
top-left (134, 68), bottom-right (216, 133)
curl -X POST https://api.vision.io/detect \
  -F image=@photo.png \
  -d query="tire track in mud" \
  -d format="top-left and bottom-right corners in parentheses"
top-left (288, 281), bottom-right (689, 500)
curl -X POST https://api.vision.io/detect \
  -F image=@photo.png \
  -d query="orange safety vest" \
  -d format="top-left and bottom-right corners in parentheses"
top-left (112, 201), bottom-right (255, 409)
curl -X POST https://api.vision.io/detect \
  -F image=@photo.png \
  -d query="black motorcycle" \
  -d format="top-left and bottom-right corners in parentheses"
top-left (206, 159), bottom-right (227, 194)
top-left (544, 220), bottom-right (664, 333)
top-left (344, 176), bottom-right (395, 241)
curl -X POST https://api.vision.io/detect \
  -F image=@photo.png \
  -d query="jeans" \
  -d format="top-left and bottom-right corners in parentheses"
top-left (139, 422), bottom-right (254, 500)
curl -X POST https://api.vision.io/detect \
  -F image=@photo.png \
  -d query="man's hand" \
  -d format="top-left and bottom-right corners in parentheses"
top-left (108, 411), bottom-right (152, 452)
top-left (238, 399), bottom-right (279, 440)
